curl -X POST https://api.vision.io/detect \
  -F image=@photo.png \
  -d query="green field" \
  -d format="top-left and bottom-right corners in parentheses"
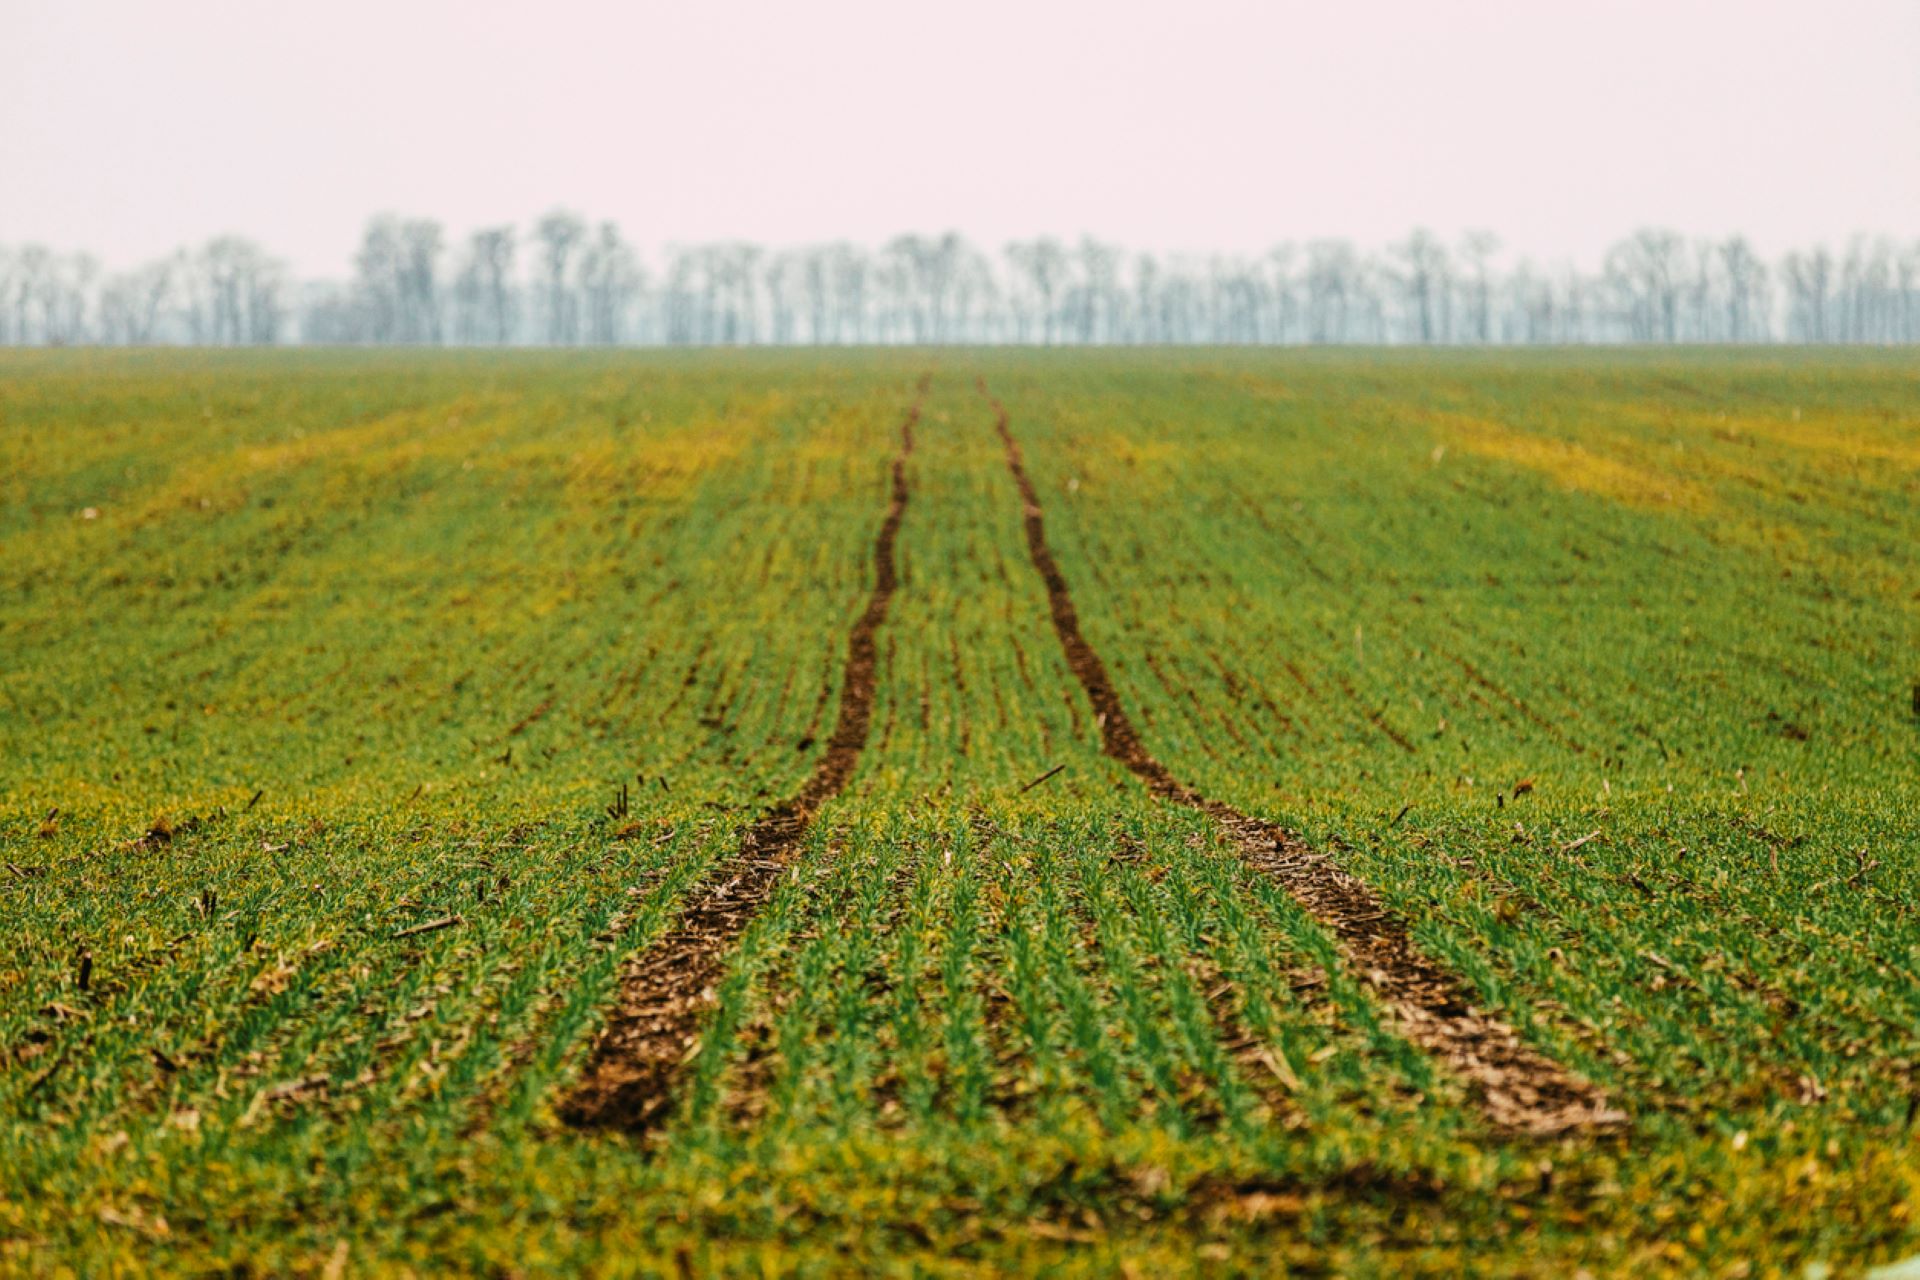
top-left (3, 348), bottom-right (1918, 1276)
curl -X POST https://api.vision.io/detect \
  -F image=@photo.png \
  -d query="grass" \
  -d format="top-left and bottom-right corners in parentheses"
top-left (2, 346), bottom-right (1917, 1276)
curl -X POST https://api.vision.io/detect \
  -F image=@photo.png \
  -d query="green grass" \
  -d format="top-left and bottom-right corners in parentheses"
top-left (3, 347), bottom-right (1918, 1276)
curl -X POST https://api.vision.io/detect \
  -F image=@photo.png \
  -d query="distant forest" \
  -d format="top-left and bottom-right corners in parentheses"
top-left (3, 215), bottom-right (1917, 346)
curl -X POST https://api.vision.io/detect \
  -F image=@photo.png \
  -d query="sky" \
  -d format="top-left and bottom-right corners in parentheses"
top-left (2, 0), bottom-right (1916, 277)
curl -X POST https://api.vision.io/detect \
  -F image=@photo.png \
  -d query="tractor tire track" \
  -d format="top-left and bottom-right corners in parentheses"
top-left (559, 378), bottom-right (927, 1136)
top-left (978, 380), bottom-right (1623, 1138)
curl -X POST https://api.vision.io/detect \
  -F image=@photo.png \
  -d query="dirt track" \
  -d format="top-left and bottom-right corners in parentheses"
top-left (978, 379), bottom-right (1624, 1138)
top-left (559, 378), bottom-right (926, 1135)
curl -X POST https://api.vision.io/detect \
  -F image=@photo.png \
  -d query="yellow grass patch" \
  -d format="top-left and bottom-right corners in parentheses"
top-left (1695, 409), bottom-right (1920, 472)
top-left (554, 391), bottom-right (798, 507)
top-left (126, 398), bottom-right (499, 524)
top-left (1435, 411), bottom-right (1718, 515)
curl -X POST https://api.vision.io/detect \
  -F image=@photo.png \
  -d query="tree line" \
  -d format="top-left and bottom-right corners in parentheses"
top-left (4, 214), bottom-right (1917, 347)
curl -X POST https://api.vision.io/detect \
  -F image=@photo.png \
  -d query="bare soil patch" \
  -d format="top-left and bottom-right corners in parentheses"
top-left (560, 380), bottom-right (926, 1135)
top-left (978, 380), bottom-right (1622, 1138)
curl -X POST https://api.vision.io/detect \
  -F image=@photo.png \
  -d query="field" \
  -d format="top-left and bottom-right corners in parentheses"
top-left (3, 346), bottom-right (1919, 1276)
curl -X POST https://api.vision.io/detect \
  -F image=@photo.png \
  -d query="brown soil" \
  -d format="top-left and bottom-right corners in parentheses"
top-left (979, 380), bottom-right (1623, 1139)
top-left (558, 379), bottom-right (926, 1136)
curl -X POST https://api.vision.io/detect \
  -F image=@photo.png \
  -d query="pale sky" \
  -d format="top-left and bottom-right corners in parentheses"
top-left (3, 0), bottom-right (1916, 276)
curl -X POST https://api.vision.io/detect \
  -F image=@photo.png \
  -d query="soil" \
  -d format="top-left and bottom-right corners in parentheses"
top-left (558, 378), bottom-right (926, 1136)
top-left (979, 379), bottom-right (1624, 1138)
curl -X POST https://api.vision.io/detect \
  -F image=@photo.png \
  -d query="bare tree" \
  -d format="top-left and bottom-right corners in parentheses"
top-left (880, 236), bottom-right (923, 342)
top-left (1004, 238), bottom-right (1068, 344)
top-left (1717, 236), bottom-right (1769, 342)
top-left (453, 226), bottom-right (516, 344)
top-left (12, 219), bottom-right (1920, 350)
top-left (1782, 247), bottom-right (1834, 343)
top-left (352, 218), bottom-right (404, 343)
top-left (1263, 246), bottom-right (1300, 344)
top-left (1604, 229), bottom-right (1687, 342)
top-left (535, 210), bottom-right (587, 344)
top-left (397, 220), bottom-right (444, 343)
top-left (949, 243), bottom-right (996, 342)
top-left (763, 250), bottom-right (802, 345)
top-left (2, 247), bottom-right (93, 344)
top-left (1835, 236), bottom-right (1903, 343)
top-left (1898, 241), bottom-right (1920, 343)
top-left (1305, 240), bottom-right (1360, 343)
top-left (105, 259), bottom-right (173, 345)
top-left (578, 222), bottom-right (642, 344)
top-left (830, 244), bottom-right (868, 343)
top-left (1072, 238), bottom-right (1121, 344)
top-left (0, 246), bottom-right (13, 344)
top-left (1390, 229), bottom-right (1449, 343)
top-left (1457, 230), bottom-right (1500, 344)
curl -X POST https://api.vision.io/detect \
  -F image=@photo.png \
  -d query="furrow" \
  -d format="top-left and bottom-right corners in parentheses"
top-left (557, 377), bottom-right (927, 1136)
top-left (977, 378), bottom-right (1623, 1139)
